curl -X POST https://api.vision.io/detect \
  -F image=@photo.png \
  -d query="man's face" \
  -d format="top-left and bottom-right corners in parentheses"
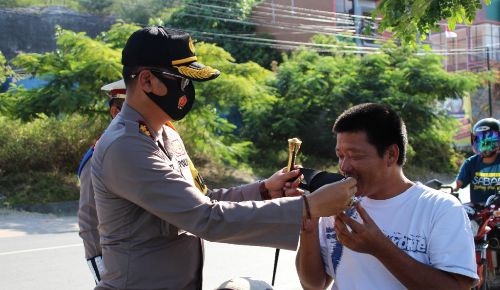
top-left (109, 98), bottom-right (124, 119)
top-left (336, 131), bottom-right (388, 197)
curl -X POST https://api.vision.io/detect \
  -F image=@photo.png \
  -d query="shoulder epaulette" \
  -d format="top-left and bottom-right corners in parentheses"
top-left (138, 120), bottom-right (154, 141)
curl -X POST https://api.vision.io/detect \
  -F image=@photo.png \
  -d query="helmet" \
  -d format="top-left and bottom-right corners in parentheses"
top-left (471, 118), bottom-right (500, 157)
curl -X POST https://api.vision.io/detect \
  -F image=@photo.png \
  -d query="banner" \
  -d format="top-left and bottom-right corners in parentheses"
top-left (442, 95), bottom-right (472, 150)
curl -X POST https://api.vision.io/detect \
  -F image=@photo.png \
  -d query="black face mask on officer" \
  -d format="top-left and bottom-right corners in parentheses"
top-left (145, 70), bottom-right (195, 121)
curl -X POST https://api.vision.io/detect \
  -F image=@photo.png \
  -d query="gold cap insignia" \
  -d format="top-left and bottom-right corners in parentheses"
top-left (188, 37), bottom-right (195, 54)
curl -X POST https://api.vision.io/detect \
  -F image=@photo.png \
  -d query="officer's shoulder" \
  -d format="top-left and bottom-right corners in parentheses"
top-left (96, 118), bottom-right (149, 153)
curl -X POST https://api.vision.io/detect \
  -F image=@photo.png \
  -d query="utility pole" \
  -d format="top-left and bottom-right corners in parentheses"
top-left (486, 46), bottom-right (492, 117)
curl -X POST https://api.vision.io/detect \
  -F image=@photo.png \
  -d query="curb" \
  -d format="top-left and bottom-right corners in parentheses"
top-left (6, 200), bottom-right (78, 216)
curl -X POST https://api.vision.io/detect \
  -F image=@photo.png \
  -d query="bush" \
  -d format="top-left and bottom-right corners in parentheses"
top-left (0, 114), bottom-right (109, 174)
top-left (0, 171), bottom-right (79, 206)
top-left (247, 44), bottom-right (479, 173)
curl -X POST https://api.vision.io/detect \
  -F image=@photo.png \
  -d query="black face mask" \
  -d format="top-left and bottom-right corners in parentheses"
top-left (145, 70), bottom-right (195, 121)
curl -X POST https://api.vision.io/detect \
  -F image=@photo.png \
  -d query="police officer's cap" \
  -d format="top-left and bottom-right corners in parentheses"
top-left (122, 26), bottom-right (220, 82)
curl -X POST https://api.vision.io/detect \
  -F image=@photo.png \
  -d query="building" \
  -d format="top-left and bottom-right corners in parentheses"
top-left (251, 0), bottom-right (379, 45)
top-left (428, 1), bottom-right (499, 123)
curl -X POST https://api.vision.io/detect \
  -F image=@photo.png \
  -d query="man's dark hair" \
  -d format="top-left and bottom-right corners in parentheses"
top-left (109, 98), bottom-right (124, 109)
top-left (332, 103), bottom-right (408, 166)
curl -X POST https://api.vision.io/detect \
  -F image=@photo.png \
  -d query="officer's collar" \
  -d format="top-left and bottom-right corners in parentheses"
top-left (121, 103), bottom-right (164, 142)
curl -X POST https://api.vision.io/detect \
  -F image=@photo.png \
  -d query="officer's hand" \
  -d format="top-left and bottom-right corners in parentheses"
top-left (265, 167), bottom-right (303, 199)
top-left (307, 177), bottom-right (357, 217)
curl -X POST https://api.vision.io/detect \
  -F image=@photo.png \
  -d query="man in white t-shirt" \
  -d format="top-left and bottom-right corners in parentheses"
top-left (296, 103), bottom-right (478, 290)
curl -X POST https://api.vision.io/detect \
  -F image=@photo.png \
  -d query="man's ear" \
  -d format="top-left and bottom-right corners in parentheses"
top-left (386, 144), bottom-right (399, 166)
top-left (138, 70), bottom-right (153, 93)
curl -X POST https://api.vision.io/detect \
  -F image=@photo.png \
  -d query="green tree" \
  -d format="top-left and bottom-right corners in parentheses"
top-left (1, 24), bottom-right (276, 167)
top-left (0, 0), bottom-right (79, 9)
top-left (77, 0), bottom-right (113, 14)
top-left (167, 0), bottom-right (282, 68)
top-left (3, 26), bottom-right (125, 120)
top-left (375, 0), bottom-right (491, 45)
top-left (175, 42), bottom-right (278, 166)
top-left (0, 51), bottom-right (14, 114)
top-left (98, 21), bottom-right (141, 49)
top-left (112, 0), bottom-right (180, 25)
top-left (0, 51), bottom-right (12, 85)
top-left (251, 42), bottom-right (479, 172)
top-left (0, 0), bottom-right (17, 8)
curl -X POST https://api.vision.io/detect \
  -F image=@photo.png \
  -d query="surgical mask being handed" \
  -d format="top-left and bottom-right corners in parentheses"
top-left (145, 70), bottom-right (195, 121)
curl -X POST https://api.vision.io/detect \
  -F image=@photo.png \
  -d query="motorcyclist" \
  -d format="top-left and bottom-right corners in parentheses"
top-left (454, 118), bottom-right (500, 205)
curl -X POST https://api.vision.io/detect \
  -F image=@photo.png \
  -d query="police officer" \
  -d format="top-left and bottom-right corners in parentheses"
top-left (77, 79), bottom-right (126, 283)
top-left (92, 26), bottom-right (357, 290)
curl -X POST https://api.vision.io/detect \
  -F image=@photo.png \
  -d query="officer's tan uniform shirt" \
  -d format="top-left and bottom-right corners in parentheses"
top-left (91, 104), bottom-right (303, 290)
top-left (78, 159), bottom-right (101, 259)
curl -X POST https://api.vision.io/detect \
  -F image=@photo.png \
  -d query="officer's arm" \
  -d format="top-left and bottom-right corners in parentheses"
top-left (78, 161), bottom-right (102, 259)
top-left (100, 137), bottom-right (303, 250)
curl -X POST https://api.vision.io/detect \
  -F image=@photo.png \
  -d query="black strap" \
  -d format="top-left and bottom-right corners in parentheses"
top-left (89, 257), bottom-right (101, 282)
top-left (156, 140), bottom-right (171, 160)
top-left (272, 248), bottom-right (280, 286)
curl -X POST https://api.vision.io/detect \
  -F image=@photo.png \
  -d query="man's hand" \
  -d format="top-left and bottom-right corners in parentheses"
top-left (264, 167), bottom-right (304, 198)
top-left (334, 203), bottom-right (387, 255)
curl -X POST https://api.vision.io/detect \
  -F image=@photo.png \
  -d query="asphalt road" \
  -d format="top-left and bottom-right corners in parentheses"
top-left (0, 209), bottom-right (300, 290)
top-left (0, 187), bottom-right (481, 290)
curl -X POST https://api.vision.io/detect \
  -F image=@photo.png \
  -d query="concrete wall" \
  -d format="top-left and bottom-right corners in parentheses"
top-left (0, 6), bottom-right (116, 60)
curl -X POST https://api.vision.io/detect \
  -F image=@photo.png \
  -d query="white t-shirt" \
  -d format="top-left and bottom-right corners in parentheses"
top-left (319, 182), bottom-right (478, 290)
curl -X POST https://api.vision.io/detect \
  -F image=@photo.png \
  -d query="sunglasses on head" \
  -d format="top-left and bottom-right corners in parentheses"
top-left (130, 68), bottom-right (190, 91)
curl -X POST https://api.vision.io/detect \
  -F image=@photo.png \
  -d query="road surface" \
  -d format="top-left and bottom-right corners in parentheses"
top-left (0, 209), bottom-right (300, 290)
top-left (0, 187), bottom-right (484, 290)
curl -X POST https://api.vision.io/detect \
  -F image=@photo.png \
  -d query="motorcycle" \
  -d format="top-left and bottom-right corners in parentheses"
top-left (463, 193), bottom-right (500, 290)
top-left (425, 179), bottom-right (500, 290)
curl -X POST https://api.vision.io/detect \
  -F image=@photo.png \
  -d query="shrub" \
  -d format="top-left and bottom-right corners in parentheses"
top-left (0, 114), bottom-right (109, 174)
top-left (0, 171), bottom-right (79, 206)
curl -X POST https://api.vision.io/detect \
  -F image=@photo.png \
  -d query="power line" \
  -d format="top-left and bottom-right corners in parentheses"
top-left (116, 1), bottom-right (500, 57)
top-left (175, 11), bottom-right (385, 42)
top-left (209, 0), bottom-right (381, 21)
top-left (186, 1), bottom-right (356, 26)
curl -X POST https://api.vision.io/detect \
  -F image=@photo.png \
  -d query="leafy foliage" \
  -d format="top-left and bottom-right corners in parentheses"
top-left (0, 0), bottom-right (180, 25)
top-left (98, 21), bottom-right (141, 49)
top-left (0, 51), bottom-right (14, 114)
top-left (0, 171), bottom-right (80, 206)
top-left (0, 114), bottom-right (108, 174)
top-left (3, 24), bottom-right (133, 120)
top-left (0, 0), bottom-right (79, 9)
top-left (1, 24), bottom-right (275, 168)
top-left (252, 42), bottom-right (480, 171)
top-left (175, 42), bottom-right (278, 166)
top-left (375, 0), bottom-right (491, 45)
top-left (0, 51), bottom-right (13, 85)
top-left (111, 0), bottom-right (180, 25)
top-left (167, 0), bottom-right (282, 68)
top-left (76, 0), bottom-right (113, 14)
